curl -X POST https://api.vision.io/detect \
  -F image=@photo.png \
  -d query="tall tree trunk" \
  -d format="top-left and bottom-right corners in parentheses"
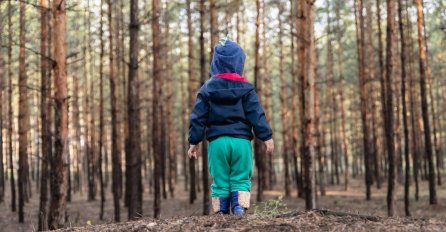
top-left (163, 7), bottom-right (176, 200)
top-left (262, 0), bottom-right (273, 190)
top-left (384, 0), bottom-right (396, 217)
top-left (297, 0), bottom-right (316, 210)
top-left (72, 56), bottom-right (82, 194)
top-left (118, 1), bottom-right (125, 185)
top-left (415, 0), bottom-right (437, 205)
top-left (394, 76), bottom-right (403, 183)
top-left (160, 99), bottom-right (167, 200)
top-left (355, 0), bottom-right (372, 201)
top-left (421, 2), bottom-right (442, 187)
top-left (98, 0), bottom-right (105, 220)
top-left (142, 41), bottom-right (154, 194)
top-left (325, 0), bottom-right (337, 188)
top-left (365, 0), bottom-right (379, 188)
top-left (405, 0), bottom-right (420, 201)
top-left (254, 0), bottom-right (265, 202)
top-left (330, 120), bottom-right (339, 185)
top-left (335, 0), bottom-right (349, 191)
top-left (38, 0), bottom-right (52, 229)
top-left (0, 2), bottom-right (4, 204)
top-left (290, 0), bottom-right (303, 198)
top-left (128, 0), bottom-right (142, 219)
top-left (376, 0), bottom-right (387, 185)
top-left (7, 0), bottom-right (16, 213)
top-left (82, 1), bottom-right (92, 198)
top-left (314, 63), bottom-right (324, 197)
top-left (114, 0), bottom-right (124, 198)
top-left (210, 0), bottom-right (218, 58)
top-left (18, 0), bottom-right (29, 222)
top-left (278, 2), bottom-right (291, 197)
top-left (397, 0), bottom-right (411, 217)
top-left (186, 0), bottom-right (197, 205)
top-left (48, 0), bottom-right (68, 228)
top-left (86, 0), bottom-right (96, 201)
top-left (199, 0), bottom-right (210, 215)
top-left (108, 0), bottom-right (122, 222)
top-left (152, 0), bottom-right (162, 219)
top-left (89, 61), bottom-right (97, 202)
top-left (181, 72), bottom-right (188, 192)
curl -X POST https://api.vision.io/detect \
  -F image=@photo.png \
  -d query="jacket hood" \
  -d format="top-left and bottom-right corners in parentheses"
top-left (210, 39), bottom-right (246, 76)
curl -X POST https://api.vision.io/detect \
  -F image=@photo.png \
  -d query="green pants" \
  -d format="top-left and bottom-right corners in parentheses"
top-left (208, 136), bottom-right (253, 198)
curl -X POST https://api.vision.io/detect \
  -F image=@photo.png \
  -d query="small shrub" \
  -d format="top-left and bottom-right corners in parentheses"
top-left (252, 196), bottom-right (289, 218)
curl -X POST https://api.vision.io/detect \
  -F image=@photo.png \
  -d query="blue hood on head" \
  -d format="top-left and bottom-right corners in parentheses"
top-left (210, 39), bottom-right (246, 76)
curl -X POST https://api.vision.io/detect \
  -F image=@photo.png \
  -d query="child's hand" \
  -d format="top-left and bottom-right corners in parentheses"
top-left (188, 144), bottom-right (199, 159)
top-left (264, 139), bottom-right (274, 155)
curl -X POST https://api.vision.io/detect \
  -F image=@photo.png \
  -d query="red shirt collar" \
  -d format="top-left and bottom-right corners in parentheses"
top-left (214, 73), bottom-right (248, 82)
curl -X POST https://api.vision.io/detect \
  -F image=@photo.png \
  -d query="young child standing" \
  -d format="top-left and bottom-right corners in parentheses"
top-left (188, 38), bottom-right (274, 216)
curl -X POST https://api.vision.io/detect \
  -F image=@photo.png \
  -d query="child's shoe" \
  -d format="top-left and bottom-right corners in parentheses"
top-left (230, 191), bottom-right (250, 216)
top-left (212, 197), bottom-right (230, 214)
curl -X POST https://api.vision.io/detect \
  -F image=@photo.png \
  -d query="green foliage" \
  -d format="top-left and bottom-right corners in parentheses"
top-left (252, 197), bottom-right (289, 218)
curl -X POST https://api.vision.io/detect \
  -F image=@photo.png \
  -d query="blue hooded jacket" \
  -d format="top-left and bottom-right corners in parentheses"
top-left (188, 39), bottom-right (272, 145)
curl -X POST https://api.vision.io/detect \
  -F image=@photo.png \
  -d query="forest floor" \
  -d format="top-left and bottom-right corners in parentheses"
top-left (1, 176), bottom-right (446, 231)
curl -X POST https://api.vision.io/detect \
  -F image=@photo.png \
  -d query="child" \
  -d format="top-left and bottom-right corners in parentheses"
top-left (188, 38), bottom-right (274, 216)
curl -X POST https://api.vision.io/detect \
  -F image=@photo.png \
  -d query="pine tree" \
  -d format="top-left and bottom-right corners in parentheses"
top-left (48, 0), bottom-right (69, 228)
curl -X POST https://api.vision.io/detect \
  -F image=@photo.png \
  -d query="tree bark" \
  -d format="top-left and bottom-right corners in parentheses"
top-left (384, 0), bottom-right (396, 217)
top-left (85, 0), bottom-right (96, 202)
top-left (327, 0), bottom-right (338, 187)
top-left (7, 0), bottom-right (16, 213)
top-left (335, 0), bottom-right (349, 191)
top-left (278, 2), bottom-right (291, 197)
top-left (181, 70), bottom-right (188, 193)
top-left (0, 1), bottom-right (4, 205)
top-left (117, 0), bottom-right (126, 204)
top-left (397, 0), bottom-right (411, 217)
top-left (152, 0), bottom-right (162, 219)
top-left (403, 0), bottom-right (420, 201)
top-left (88, 59), bottom-right (97, 202)
top-left (71, 43), bottom-right (82, 195)
top-left (127, 0), bottom-right (142, 219)
top-left (254, 0), bottom-right (265, 202)
top-left (18, 0), bottom-right (29, 222)
top-left (163, 9), bottom-right (176, 200)
top-left (199, 0), bottom-right (210, 215)
top-left (325, 0), bottom-right (337, 188)
top-left (365, 0), bottom-right (379, 188)
top-left (210, 0), bottom-right (218, 57)
top-left (297, 0), bottom-right (316, 210)
top-left (376, 0), bottom-right (387, 188)
top-left (415, 0), bottom-right (437, 205)
top-left (262, 0), bottom-right (273, 190)
top-left (421, 2), bottom-right (442, 187)
top-left (107, 0), bottom-right (122, 222)
top-left (186, 0), bottom-right (197, 205)
top-left (48, 0), bottom-right (68, 228)
top-left (98, 0), bottom-right (105, 220)
top-left (290, 0), bottom-right (303, 198)
top-left (355, 0), bottom-right (373, 200)
top-left (314, 63), bottom-right (324, 197)
top-left (38, 0), bottom-right (52, 229)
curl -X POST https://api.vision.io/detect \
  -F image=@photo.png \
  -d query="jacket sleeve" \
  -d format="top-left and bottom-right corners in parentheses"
top-left (243, 90), bottom-right (273, 141)
top-left (188, 89), bottom-right (210, 145)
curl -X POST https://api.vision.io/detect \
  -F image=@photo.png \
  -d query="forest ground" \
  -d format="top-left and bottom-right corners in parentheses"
top-left (1, 176), bottom-right (445, 231)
